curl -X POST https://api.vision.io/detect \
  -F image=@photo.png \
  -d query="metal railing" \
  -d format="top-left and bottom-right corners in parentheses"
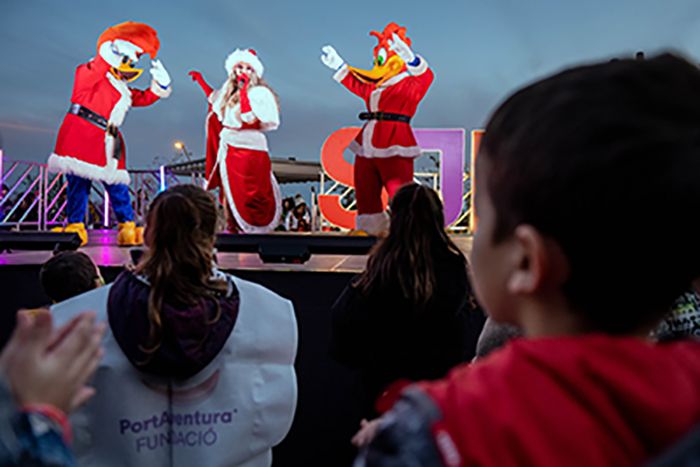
top-left (1, 157), bottom-right (473, 233)
top-left (0, 158), bottom-right (193, 230)
top-left (317, 169), bottom-right (473, 233)
top-left (1, 159), bottom-right (49, 229)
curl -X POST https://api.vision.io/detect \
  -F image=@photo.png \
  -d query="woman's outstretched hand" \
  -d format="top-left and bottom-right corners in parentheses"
top-left (188, 70), bottom-right (213, 97)
top-left (188, 70), bottom-right (203, 82)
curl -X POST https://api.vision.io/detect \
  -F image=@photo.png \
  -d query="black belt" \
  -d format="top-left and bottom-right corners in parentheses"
top-left (359, 111), bottom-right (411, 123)
top-left (68, 103), bottom-right (122, 160)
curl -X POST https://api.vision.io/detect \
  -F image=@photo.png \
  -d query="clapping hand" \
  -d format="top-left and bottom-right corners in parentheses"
top-left (1, 310), bottom-right (106, 414)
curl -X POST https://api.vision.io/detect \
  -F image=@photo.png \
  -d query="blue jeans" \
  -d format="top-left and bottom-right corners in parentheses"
top-left (66, 174), bottom-right (133, 224)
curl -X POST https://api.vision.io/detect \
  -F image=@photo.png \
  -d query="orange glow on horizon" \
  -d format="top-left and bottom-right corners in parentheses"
top-left (0, 122), bottom-right (55, 134)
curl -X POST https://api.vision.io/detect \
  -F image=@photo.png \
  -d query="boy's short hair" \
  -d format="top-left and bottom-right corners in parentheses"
top-left (40, 251), bottom-right (100, 302)
top-left (480, 53), bottom-right (700, 334)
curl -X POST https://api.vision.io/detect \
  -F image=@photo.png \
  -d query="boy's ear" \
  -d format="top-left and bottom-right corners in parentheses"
top-left (507, 225), bottom-right (569, 295)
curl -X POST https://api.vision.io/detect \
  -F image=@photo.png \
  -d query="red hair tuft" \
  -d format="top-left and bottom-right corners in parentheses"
top-left (369, 22), bottom-right (412, 61)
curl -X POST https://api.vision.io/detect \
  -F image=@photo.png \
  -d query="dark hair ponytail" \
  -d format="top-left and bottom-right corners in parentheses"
top-left (355, 183), bottom-right (465, 311)
top-left (135, 185), bottom-right (228, 354)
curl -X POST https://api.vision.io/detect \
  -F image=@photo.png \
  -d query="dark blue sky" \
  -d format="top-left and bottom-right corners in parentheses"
top-left (2, 0), bottom-right (700, 169)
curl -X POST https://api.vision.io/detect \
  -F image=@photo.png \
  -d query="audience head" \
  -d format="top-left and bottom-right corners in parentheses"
top-left (293, 196), bottom-right (307, 216)
top-left (475, 53), bottom-right (700, 335)
top-left (136, 184), bottom-right (227, 349)
top-left (40, 251), bottom-right (103, 303)
top-left (356, 183), bottom-right (465, 310)
top-left (282, 197), bottom-right (294, 213)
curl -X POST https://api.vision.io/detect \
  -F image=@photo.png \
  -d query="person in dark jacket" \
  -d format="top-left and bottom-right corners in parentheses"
top-left (330, 183), bottom-right (484, 419)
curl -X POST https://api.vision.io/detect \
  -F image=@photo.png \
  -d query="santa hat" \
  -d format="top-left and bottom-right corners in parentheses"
top-left (225, 48), bottom-right (264, 78)
top-left (294, 194), bottom-right (306, 207)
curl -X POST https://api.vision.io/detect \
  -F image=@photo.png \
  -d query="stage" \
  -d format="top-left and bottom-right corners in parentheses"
top-left (0, 229), bottom-right (473, 271)
top-left (0, 229), bottom-right (474, 466)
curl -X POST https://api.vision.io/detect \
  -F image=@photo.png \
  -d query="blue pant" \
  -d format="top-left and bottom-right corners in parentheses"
top-left (66, 174), bottom-right (134, 224)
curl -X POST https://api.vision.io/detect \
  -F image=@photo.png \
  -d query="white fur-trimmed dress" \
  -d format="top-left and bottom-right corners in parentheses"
top-left (204, 86), bottom-right (282, 233)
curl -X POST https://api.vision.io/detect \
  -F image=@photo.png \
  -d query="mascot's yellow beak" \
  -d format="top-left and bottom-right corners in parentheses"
top-left (348, 55), bottom-right (404, 86)
top-left (110, 57), bottom-right (143, 82)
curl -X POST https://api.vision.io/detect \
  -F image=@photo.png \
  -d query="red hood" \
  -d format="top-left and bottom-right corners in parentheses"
top-left (420, 335), bottom-right (700, 467)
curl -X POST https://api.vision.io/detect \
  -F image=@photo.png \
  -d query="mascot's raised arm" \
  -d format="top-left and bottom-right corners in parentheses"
top-left (48, 21), bottom-right (171, 245)
top-left (321, 22), bottom-right (433, 235)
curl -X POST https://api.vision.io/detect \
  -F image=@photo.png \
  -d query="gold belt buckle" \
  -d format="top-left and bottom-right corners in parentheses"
top-left (106, 123), bottom-right (118, 137)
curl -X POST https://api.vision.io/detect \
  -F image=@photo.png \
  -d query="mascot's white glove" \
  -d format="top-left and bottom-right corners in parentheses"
top-left (387, 33), bottom-right (416, 64)
top-left (320, 45), bottom-right (345, 71)
top-left (150, 59), bottom-right (171, 87)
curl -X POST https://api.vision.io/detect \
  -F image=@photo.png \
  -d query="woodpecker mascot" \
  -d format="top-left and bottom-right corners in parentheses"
top-left (321, 22), bottom-right (433, 235)
top-left (48, 21), bottom-right (172, 245)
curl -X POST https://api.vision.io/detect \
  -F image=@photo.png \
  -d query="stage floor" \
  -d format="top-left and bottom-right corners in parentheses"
top-left (0, 229), bottom-right (474, 272)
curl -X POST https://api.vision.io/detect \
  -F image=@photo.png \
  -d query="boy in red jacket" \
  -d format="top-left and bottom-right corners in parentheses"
top-left (354, 54), bottom-right (700, 466)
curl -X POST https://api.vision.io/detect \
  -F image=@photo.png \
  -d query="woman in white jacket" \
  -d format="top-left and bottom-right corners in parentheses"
top-left (51, 185), bottom-right (297, 466)
top-left (190, 48), bottom-right (282, 233)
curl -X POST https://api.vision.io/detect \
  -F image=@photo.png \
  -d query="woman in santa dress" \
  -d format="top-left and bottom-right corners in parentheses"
top-left (189, 49), bottom-right (282, 233)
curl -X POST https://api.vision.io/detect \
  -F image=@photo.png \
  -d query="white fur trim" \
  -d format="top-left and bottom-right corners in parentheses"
top-left (220, 128), bottom-right (268, 152)
top-left (211, 89), bottom-right (226, 122)
top-left (219, 153), bottom-right (282, 234)
top-left (225, 49), bottom-right (264, 78)
top-left (105, 134), bottom-right (117, 168)
top-left (208, 88), bottom-right (221, 106)
top-left (105, 73), bottom-right (132, 127)
top-left (241, 110), bottom-right (256, 123)
top-left (377, 71), bottom-right (409, 90)
top-left (248, 87), bottom-right (279, 130)
top-left (356, 211), bottom-right (390, 235)
top-left (150, 79), bottom-right (171, 98)
top-left (212, 86), bottom-right (279, 133)
top-left (368, 72), bottom-right (409, 113)
top-left (105, 72), bottom-right (132, 169)
top-left (48, 153), bottom-right (131, 185)
top-left (204, 110), bottom-right (220, 189)
top-left (349, 138), bottom-right (422, 158)
top-left (333, 64), bottom-right (350, 83)
top-left (363, 120), bottom-right (375, 152)
top-left (406, 55), bottom-right (429, 77)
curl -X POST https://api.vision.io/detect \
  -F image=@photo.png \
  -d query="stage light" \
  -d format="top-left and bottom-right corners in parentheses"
top-left (159, 165), bottom-right (166, 192)
top-left (104, 191), bottom-right (110, 227)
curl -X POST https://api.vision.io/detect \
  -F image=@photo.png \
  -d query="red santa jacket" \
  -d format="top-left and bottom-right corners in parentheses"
top-left (334, 57), bottom-right (433, 158)
top-left (203, 85), bottom-right (279, 193)
top-left (414, 336), bottom-right (700, 467)
top-left (48, 55), bottom-right (170, 185)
